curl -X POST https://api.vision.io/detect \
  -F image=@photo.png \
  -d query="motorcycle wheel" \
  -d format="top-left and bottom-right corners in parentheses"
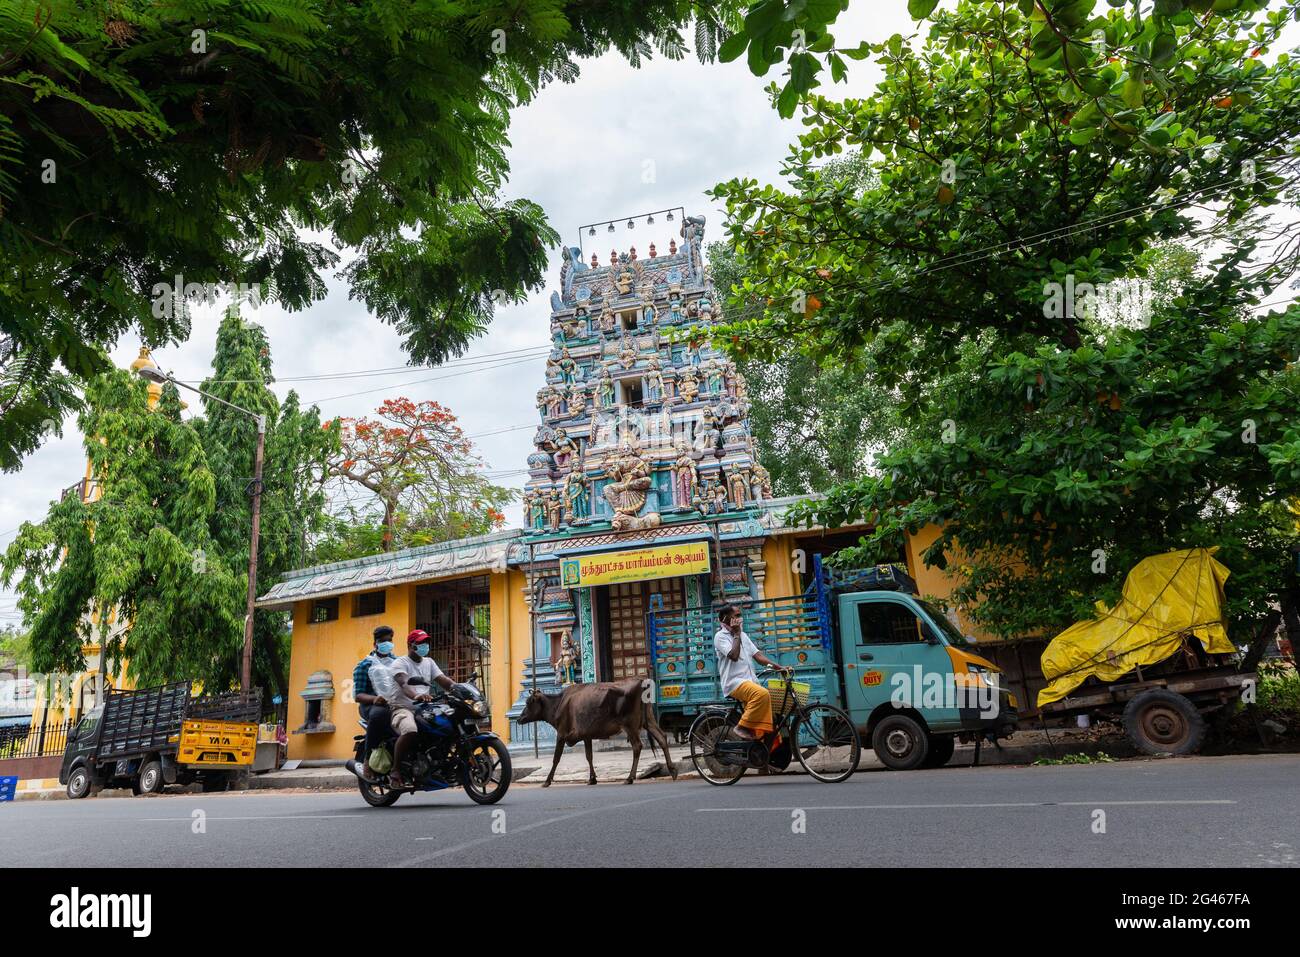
top-left (459, 737), bottom-right (511, 805)
top-left (358, 778), bottom-right (401, 808)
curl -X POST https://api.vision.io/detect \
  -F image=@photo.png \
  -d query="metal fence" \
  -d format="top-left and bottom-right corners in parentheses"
top-left (0, 719), bottom-right (73, 760)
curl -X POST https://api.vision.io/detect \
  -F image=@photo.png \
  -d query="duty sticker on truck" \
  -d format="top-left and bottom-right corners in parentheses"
top-left (862, 671), bottom-right (884, 687)
top-left (660, 685), bottom-right (684, 699)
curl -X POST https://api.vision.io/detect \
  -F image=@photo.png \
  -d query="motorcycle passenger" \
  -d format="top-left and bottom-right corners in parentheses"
top-left (346, 625), bottom-right (397, 783)
top-left (714, 604), bottom-right (788, 742)
top-left (385, 629), bottom-right (454, 789)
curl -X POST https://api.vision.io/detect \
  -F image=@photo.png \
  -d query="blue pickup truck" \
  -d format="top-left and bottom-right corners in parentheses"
top-left (648, 559), bottom-right (1019, 769)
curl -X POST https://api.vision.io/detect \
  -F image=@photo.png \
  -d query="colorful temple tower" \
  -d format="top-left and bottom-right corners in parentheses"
top-left (507, 213), bottom-right (777, 744)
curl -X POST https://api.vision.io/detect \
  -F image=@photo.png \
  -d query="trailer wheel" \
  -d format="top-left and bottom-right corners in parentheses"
top-left (871, 714), bottom-right (930, 771)
top-left (137, 760), bottom-right (165, 795)
top-left (1123, 690), bottom-right (1205, 756)
top-left (66, 766), bottom-right (93, 800)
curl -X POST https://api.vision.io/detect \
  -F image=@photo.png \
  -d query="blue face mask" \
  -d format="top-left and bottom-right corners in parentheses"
top-left (375, 641), bottom-right (394, 656)
top-left (414, 643), bottom-right (431, 657)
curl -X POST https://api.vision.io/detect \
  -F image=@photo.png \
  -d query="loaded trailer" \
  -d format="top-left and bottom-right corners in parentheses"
top-left (1026, 548), bottom-right (1278, 756)
top-left (648, 558), bottom-right (1018, 770)
top-left (59, 681), bottom-right (260, 798)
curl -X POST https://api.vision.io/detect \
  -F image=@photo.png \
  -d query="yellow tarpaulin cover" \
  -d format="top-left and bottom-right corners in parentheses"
top-left (1037, 548), bottom-right (1236, 707)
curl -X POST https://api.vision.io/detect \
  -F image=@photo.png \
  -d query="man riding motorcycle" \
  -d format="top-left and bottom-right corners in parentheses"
top-left (380, 629), bottom-right (454, 789)
top-left (345, 626), bottom-right (397, 783)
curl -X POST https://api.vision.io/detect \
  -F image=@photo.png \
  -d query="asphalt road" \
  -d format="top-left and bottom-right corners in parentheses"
top-left (4, 754), bottom-right (1297, 867)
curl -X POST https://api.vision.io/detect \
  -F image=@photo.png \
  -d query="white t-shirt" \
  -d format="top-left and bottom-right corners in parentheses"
top-left (381, 654), bottom-right (445, 708)
top-left (714, 627), bottom-right (759, 696)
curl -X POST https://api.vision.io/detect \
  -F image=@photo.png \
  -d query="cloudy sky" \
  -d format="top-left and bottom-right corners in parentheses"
top-left (0, 4), bottom-right (913, 622)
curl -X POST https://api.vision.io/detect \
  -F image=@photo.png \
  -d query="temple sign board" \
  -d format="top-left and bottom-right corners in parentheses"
top-left (560, 541), bottom-right (711, 588)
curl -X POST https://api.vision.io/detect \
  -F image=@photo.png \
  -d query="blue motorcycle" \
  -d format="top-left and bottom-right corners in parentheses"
top-left (351, 675), bottom-right (510, 807)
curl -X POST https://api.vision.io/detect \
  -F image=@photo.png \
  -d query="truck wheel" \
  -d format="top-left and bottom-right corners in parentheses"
top-left (920, 734), bottom-right (955, 768)
top-left (137, 760), bottom-right (165, 795)
top-left (871, 714), bottom-right (930, 771)
top-left (1123, 689), bottom-right (1205, 756)
top-left (66, 766), bottom-right (93, 800)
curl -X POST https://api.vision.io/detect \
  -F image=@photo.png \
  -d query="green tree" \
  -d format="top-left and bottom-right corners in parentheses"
top-left (323, 397), bottom-right (512, 555)
top-left (709, 237), bottom-right (900, 495)
top-left (197, 313), bottom-right (333, 698)
top-left (707, 153), bottom-right (899, 495)
top-left (0, 0), bottom-right (840, 471)
top-left (712, 0), bottom-right (1300, 639)
top-left (0, 317), bottom-right (332, 695)
top-left (2, 370), bottom-right (242, 685)
top-left (0, 623), bottom-right (32, 672)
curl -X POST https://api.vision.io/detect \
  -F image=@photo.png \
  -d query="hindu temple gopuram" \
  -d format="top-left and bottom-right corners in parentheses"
top-left (503, 211), bottom-right (800, 742)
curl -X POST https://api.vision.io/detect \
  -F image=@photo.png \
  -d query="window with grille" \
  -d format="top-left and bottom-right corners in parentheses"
top-left (352, 590), bottom-right (386, 617)
top-left (310, 597), bottom-right (339, 623)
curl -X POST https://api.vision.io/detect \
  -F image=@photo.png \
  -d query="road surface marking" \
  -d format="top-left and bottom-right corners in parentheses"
top-left (697, 800), bottom-right (1237, 811)
top-left (400, 791), bottom-right (687, 864)
top-left (140, 814), bottom-right (367, 821)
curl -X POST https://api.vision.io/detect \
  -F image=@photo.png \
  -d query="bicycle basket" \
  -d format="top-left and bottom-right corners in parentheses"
top-left (766, 678), bottom-right (811, 716)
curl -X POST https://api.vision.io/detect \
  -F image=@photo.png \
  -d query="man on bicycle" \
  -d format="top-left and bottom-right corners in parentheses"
top-left (714, 604), bottom-right (789, 741)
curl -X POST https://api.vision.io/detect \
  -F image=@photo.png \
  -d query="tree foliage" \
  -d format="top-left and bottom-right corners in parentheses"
top-left (197, 314), bottom-right (333, 697)
top-left (709, 236), bottom-right (899, 495)
top-left (712, 0), bottom-right (1300, 639)
top-left (0, 317), bottom-right (332, 694)
top-left (0, 0), bottom-right (825, 471)
top-left (324, 397), bottom-right (511, 555)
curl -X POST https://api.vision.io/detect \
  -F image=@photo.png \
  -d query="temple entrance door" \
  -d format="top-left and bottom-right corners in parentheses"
top-left (606, 582), bottom-right (650, 681)
top-left (595, 577), bottom-right (689, 682)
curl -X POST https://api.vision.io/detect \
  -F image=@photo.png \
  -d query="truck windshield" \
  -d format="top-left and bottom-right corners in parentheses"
top-left (75, 710), bottom-right (101, 740)
top-left (917, 600), bottom-right (970, 648)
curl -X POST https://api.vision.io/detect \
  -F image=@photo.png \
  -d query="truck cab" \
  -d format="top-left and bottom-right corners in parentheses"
top-left (835, 584), bottom-right (1018, 769)
top-left (59, 706), bottom-right (105, 799)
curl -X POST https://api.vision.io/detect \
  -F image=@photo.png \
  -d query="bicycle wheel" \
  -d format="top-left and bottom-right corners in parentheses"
top-left (792, 704), bottom-right (861, 783)
top-left (689, 713), bottom-right (746, 786)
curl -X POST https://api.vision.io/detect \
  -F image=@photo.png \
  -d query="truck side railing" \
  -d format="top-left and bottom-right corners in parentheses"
top-left (97, 681), bottom-right (191, 760)
top-left (649, 555), bottom-right (838, 715)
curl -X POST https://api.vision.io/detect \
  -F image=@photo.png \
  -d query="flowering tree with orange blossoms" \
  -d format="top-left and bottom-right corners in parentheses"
top-left (324, 398), bottom-right (511, 554)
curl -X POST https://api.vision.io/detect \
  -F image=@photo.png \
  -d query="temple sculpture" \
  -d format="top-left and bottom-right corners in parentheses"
top-left (508, 211), bottom-right (779, 742)
top-left (523, 214), bottom-right (763, 535)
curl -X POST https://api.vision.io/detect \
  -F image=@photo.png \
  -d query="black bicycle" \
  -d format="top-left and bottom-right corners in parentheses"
top-left (688, 668), bottom-right (860, 785)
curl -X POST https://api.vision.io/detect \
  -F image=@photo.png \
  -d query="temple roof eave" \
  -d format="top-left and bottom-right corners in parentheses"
top-left (254, 497), bottom-right (845, 610)
top-left (254, 528), bottom-right (526, 610)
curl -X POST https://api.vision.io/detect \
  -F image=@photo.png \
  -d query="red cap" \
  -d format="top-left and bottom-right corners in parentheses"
top-left (407, 629), bottom-right (430, 644)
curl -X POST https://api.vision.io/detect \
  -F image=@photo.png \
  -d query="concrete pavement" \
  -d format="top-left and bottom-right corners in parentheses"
top-left (3, 753), bottom-right (1296, 867)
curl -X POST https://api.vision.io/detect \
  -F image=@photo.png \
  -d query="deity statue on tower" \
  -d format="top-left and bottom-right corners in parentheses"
top-left (602, 440), bottom-right (661, 531)
top-left (673, 441), bottom-right (698, 509)
top-left (564, 468), bottom-right (590, 523)
top-left (556, 630), bottom-right (581, 686)
top-left (645, 355), bottom-right (665, 403)
top-left (558, 347), bottom-right (580, 385)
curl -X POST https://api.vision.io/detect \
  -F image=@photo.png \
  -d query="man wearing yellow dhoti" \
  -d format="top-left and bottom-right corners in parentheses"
top-left (713, 604), bottom-right (787, 741)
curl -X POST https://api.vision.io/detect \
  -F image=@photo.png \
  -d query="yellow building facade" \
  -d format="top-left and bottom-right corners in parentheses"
top-left (260, 514), bottom-right (976, 761)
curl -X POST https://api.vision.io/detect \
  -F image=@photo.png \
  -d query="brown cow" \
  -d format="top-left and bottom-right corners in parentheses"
top-left (518, 677), bottom-right (678, 786)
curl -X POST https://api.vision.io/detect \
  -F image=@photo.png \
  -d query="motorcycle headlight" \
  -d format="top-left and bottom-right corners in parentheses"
top-left (471, 700), bottom-right (488, 716)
